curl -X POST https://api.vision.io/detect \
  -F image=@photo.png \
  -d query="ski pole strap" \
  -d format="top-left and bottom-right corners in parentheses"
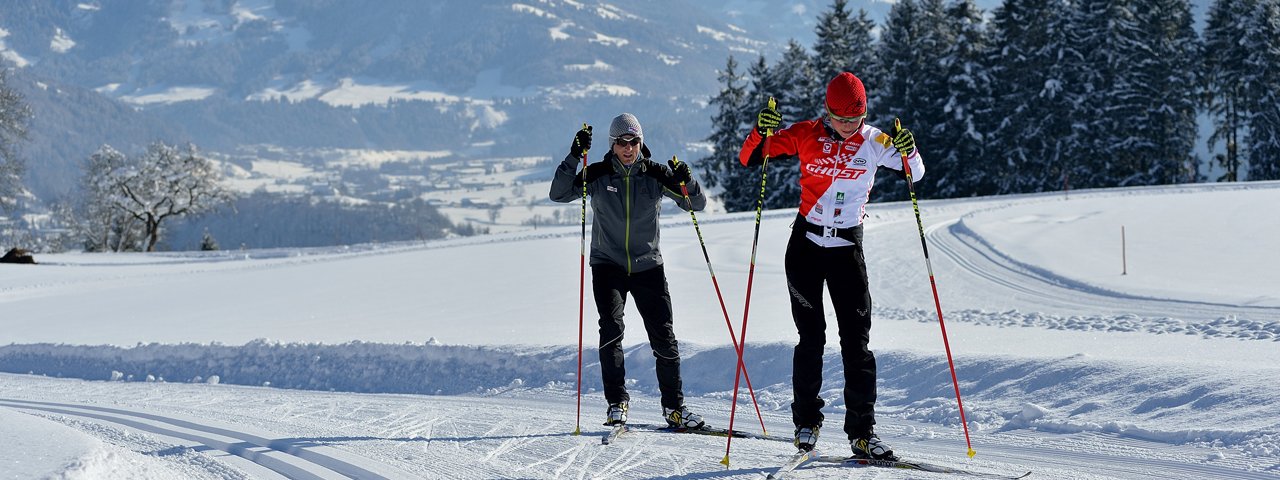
top-left (793, 214), bottom-right (863, 244)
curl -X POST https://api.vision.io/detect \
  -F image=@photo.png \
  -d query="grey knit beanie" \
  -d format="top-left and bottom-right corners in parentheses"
top-left (609, 113), bottom-right (643, 140)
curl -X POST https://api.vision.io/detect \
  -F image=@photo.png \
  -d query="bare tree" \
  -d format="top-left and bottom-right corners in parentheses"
top-left (88, 142), bottom-right (235, 251)
top-left (0, 69), bottom-right (32, 213)
top-left (78, 146), bottom-right (146, 251)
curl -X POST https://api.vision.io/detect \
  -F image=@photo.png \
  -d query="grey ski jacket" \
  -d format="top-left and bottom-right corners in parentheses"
top-left (549, 151), bottom-right (706, 274)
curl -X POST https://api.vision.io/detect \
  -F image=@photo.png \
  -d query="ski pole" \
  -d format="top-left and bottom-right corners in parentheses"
top-left (895, 117), bottom-right (974, 458)
top-left (573, 123), bottom-right (589, 436)
top-left (723, 97), bottom-right (775, 466)
top-left (670, 155), bottom-right (767, 435)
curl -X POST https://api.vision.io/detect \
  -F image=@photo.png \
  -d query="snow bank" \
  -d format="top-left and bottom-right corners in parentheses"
top-left (3, 340), bottom-right (1276, 451)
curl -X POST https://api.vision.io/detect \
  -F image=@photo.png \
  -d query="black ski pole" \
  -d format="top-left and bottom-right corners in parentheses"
top-left (670, 155), bottom-right (767, 435)
top-left (573, 123), bottom-right (589, 436)
top-left (895, 117), bottom-right (974, 458)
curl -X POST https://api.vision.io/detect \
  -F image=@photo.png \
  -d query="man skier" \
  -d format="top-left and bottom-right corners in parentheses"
top-left (737, 72), bottom-right (924, 460)
top-left (549, 113), bottom-right (709, 430)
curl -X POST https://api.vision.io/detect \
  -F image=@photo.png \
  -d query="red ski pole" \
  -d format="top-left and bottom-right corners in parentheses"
top-left (573, 123), bottom-right (589, 436)
top-left (895, 117), bottom-right (974, 458)
top-left (722, 97), bottom-right (775, 466)
top-left (669, 156), bottom-right (767, 435)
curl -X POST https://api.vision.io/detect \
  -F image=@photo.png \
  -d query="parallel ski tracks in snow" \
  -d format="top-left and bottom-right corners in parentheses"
top-left (929, 216), bottom-right (1279, 325)
top-left (0, 398), bottom-right (415, 479)
top-left (1, 388), bottom-right (1272, 479)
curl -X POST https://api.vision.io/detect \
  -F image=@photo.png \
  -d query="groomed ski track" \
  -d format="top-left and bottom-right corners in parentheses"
top-left (1, 375), bottom-right (1273, 479)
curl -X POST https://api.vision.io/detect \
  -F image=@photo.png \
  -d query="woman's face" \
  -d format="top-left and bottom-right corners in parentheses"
top-left (829, 113), bottom-right (865, 140)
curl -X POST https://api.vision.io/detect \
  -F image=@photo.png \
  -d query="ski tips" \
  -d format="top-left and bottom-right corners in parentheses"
top-left (767, 96), bottom-right (776, 110)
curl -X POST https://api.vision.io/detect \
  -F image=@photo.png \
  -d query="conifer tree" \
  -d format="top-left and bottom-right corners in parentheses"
top-left (698, 56), bottom-right (757, 212)
top-left (987, 0), bottom-right (1080, 193)
top-left (772, 40), bottom-right (817, 125)
top-left (1241, 0), bottom-right (1280, 180)
top-left (1073, 0), bottom-right (1150, 188)
top-left (1137, 0), bottom-right (1202, 184)
top-left (936, 0), bottom-right (995, 197)
top-left (1203, 0), bottom-right (1255, 181)
top-left (814, 0), bottom-right (855, 92)
top-left (846, 9), bottom-right (881, 97)
top-left (747, 55), bottom-right (800, 209)
top-left (877, 0), bottom-right (953, 201)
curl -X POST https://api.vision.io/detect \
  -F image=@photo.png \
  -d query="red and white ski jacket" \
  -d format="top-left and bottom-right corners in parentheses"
top-left (739, 119), bottom-right (925, 247)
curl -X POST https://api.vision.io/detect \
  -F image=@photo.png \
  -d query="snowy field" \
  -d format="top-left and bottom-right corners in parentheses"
top-left (1, 182), bottom-right (1278, 479)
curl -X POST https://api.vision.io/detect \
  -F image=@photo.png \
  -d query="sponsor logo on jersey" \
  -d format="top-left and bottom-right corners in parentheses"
top-left (607, 185), bottom-right (618, 192)
top-left (823, 143), bottom-right (833, 154)
top-left (805, 163), bottom-right (868, 179)
top-left (836, 192), bottom-right (846, 204)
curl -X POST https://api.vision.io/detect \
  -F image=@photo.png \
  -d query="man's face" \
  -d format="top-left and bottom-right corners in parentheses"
top-left (612, 135), bottom-right (641, 164)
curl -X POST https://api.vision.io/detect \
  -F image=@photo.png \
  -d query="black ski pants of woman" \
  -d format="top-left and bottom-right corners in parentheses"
top-left (785, 225), bottom-right (878, 440)
top-left (592, 263), bottom-right (684, 411)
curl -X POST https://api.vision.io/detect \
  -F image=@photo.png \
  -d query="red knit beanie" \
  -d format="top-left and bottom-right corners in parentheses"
top-left (825, 72), bottom-right (867, 118)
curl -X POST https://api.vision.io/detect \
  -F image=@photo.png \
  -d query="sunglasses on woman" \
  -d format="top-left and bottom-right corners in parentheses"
top-left (827, 107), bottom-right (866, 125)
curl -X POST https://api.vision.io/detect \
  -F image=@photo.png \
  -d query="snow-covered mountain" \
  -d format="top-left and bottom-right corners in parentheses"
top-left (5, 0), bottom-right (801, 200)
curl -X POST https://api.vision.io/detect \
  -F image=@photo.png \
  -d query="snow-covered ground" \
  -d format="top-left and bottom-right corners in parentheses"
top-left (1, 182), bottom-right (1278, 479)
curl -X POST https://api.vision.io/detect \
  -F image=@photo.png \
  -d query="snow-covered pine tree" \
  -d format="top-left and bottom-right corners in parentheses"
top-left (846, 8), bottom-right (881, 100)
top-left (1136, 0), bottom-right (1202, 184)
top-left (698, 56), bottom-right (757, 212)
top-left (1073, 0), bottom-right (1151, 188)
top-left (200, 230), bottom-right (220, 251)
top-left (876, 0), bottom-right (952, 201)
top-left (811, 0), bottom-right (857, 119)
top-left (987, 0), bottom-right (1080, 194)
top-left (1203, 0), bottom-right (1255, 181)
top-left (1240, 0), bottom-right (1280, 180)
top-left (773, 39), bottom-right (817, 125)
top-left (746, 55), bottom-right (801, 210)
top-left (935, 0), bottom-right (995, 197)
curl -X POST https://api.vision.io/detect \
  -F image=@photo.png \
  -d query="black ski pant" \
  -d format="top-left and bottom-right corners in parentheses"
top-left (592, 263), bottom-right (684, 411)
top-left (784, 226), bottom-right (877, 440)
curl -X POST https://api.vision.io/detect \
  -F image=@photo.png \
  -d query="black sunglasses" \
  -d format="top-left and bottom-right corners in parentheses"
top-left (613, 137), bottom-right (642, 147)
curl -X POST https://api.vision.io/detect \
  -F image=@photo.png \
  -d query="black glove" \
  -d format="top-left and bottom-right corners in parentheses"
top-left (570, 125), bottom-right (592, 158)
top-left (669, 158), bottom-right (692, 184)
top-left (891, 120), bottom-right (915, 156)
top-left (640, 159), bottom-right (680, 192)
top-left (757, 104), bottom-right (782, 134)
top-left (581, 159), bottom-right (614, 183)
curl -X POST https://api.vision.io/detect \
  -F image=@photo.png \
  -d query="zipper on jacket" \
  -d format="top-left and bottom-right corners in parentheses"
top-left (624, 169), bottom-right (632, 275)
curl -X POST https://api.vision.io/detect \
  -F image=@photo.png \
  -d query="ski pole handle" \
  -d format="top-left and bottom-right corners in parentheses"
top-left (766, 97), bottom-right (776, 137)
top-left (895, 118), bottom-right (912, 178)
